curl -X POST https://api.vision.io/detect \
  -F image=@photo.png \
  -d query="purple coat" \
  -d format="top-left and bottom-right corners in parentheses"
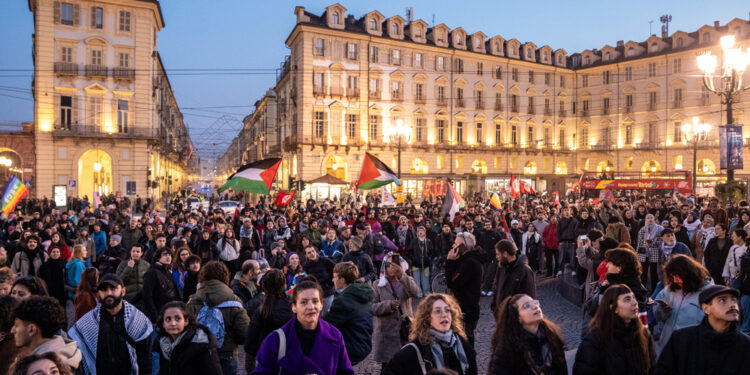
top-left (252, 317), bottom-right (354, 375)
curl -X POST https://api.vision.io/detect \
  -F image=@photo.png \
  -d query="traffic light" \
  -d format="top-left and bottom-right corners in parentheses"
top-left (289, 176), bottom-right (296, 190)
top-left (299, 180), bottom-right (308, 191)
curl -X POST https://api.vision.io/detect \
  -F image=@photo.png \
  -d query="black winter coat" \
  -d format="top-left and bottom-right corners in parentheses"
top-left (492, 257), bottom-right (537, 313)
top-left (304, 256), bottom-right (336, 297)
top-left (406, 237), bottom-right (434, 269)
top-left (155, 324), bottom-right (222, 375)
top-left (324, 282), bottom-right (375, 365)
top-left (654, 318), bottom-right (750, 375)
top-left (38, 258), bottom-right (67, 305)
top-left (478, 230), bottom-right (502, 262)
top-left (435, 232), bottom-right (455, 258)
top-left (341, 250), bottom-right (376, 282)
top-left (445, 250), bottom-right (484, 321)
top-left (557, 216), bottom-right (579, 243)
top-left (488, 323), bottom-right (567, 375)
top-left (704, 237), bottom-right (732, 286)
top-left (573, 318), bottom-right (655, 375)
top-left (143, 262), bottom-right (181, 322)
top-left (382, 337), bottom-right (477, 375)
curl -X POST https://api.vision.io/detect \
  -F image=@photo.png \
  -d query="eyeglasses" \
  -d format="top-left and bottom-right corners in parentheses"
top-left (520, 299), bottom-right (540, 311)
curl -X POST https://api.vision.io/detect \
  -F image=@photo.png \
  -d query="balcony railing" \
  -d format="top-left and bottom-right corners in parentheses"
top-left (495, 101), bottom-right (503, 111)
top-left (52, 124), bottom-right (155, 139)
top-left (559, 109), bottom-right (567, 117)
top-left (391, 91), bottom-right (403, 101)
top-left (330, 86), bottom-right (344, 97)
top-left (544, 108), bottom-right (552, 116)
top-left (602, 108), bottom-right (610, 115)
top-left (625, 106), bottom-right (633, 113)
top-left (54, 62), bottom-right (78, 75)
top-left (313, 86), bottom-right (326, 96)
top-left (581, 110), bottom-right (589, 117)
top-left (510, 105), bottom-right (519, 113)
top-left (475, 101), bottom-right (484, 110)
top-left (113, 67), bottom-right (135, 80)
top-left (455, 98), bottom-right (465, 107)
top-left (635, 142), bottom-right (658, 150)
top-left (415, 96), bottom-right (426, 104)
top-left (527, 108), bottom-right (535, 115)
top-left (673, 100), bottom-right (683, 108)
top-left (369, 90), bottom-right (381, 100)
top-left (437, 98), bottom-right (447, 106)
top-left (592, 144), bottom-right (613, 151)
top-left (346, 88), bottom-right (359, 98)
top-left (84, 64), bottom-right (109, 78)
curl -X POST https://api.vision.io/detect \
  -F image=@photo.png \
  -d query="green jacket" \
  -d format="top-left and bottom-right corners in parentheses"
top-left (303, 228), bottom-right (323, 248)
top-left (187, 279), bottom-right (250, 355)
top-left (116, 258), bottom-right (150, 302)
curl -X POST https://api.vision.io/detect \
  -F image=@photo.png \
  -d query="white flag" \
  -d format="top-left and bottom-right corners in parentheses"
top-left (380, 188), bottom-right (397, 207)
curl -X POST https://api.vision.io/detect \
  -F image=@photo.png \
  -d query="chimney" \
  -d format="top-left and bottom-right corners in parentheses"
top-left (661, 25), bottom-right (668, 39)
top-left (714, 20), bottom-right (720, 28)
top-left (409, 7), bottom-right (414, 23)
top-left (616, 40), bottom-right (624, 48)
top-left (294, 6), bottom-right (306, 24)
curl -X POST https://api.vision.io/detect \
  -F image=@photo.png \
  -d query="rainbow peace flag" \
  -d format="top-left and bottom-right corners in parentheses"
top-left (490, 191), bottom-right (502, 209)
top-left (1, 175), bottom-right (28, 216)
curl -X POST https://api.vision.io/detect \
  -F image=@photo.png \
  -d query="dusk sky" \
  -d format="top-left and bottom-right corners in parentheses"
top-left (1, 0), bottom-right (748, 160)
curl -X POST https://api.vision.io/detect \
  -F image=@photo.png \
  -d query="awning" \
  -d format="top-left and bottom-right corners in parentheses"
top-left (309, 174), bottom-right (349, 185)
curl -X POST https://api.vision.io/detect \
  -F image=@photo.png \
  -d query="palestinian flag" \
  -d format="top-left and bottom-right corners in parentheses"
top-left (218, 158), bottom-right (281, 195)
top-left (355, 153), bottom-right (401, 190)
top-left (440, 183), bottom-right (465, 221)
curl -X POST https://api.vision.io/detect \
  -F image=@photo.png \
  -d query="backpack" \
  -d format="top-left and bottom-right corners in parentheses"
top-left (373, 234), bottom-right (385, 255)
top-left (196, 300), bottom-right (244, 347)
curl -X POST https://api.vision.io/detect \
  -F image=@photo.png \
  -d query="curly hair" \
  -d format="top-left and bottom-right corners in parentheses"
top-left (198, 261), bottom-right (230, 284)
top-left (409, 293), bottom-right (465, 346)
top-left (663, 254), bottom-right (710, 293)
top-left (11, 352), bottom-right (73, 375)
top-left (0, 267), bottom-right (15, 285)
top-left (13, 296), bottom-right (66, 338)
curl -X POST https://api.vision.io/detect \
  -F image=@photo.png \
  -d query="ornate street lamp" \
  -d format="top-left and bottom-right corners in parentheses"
top-left (385, 118), bottom-right (412, 178)
top-left (697, 35), bottom-right (750, 181)
top-left (682, 117), bottom-right (712, 196)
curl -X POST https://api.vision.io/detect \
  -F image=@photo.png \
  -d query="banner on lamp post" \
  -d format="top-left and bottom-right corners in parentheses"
top-left (720, 125), bottom-right (743, 170)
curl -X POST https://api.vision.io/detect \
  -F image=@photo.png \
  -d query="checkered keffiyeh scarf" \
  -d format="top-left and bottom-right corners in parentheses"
top-left (68, 301), bottom-right (153, 375)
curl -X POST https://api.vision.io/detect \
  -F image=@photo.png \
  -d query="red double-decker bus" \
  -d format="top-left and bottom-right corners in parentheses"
top-left (578, 170), bottom-right (692, 200)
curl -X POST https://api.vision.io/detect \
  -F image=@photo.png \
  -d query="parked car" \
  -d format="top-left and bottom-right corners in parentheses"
top-left (187, 196), bottom-right (210, 211)
top-left (217, 200), bottom-right (241, 217)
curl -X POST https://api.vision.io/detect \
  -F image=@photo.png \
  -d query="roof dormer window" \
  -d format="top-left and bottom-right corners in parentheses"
top-left (604, 51), bottom-right (610, 61)
top-left (675, 38), bottom-right (683, 48)
top-left (369, 19), bottom-right (377, 31)
top-left (627, 47), bottom-right (635, 57)
top-left (332, 11), bottom-right (339, 25)
top-left (703, 33), bottom-right (711, 43)
top-left (494, 42), bottom-right (500, 53)
top-left (526, 49), bottom-right (531, 58)
top-left (455, 35), bottom-right (462, 45)
top-left (392, 23), bottom-right (399, 35)
top-left (584, 56), bottom-right (590, 65)
top-left (557, 55), bottom-right (562, 64)
top-left (650, 42), bottom-right (658, 52)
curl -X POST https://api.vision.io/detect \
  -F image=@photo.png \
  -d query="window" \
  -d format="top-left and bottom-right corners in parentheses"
top-left (314, 72), bottom-right (325, 93)
top-left (390, 49), bottom-right (401, 65)
top-left (475, 90), bottom-right (483, 108)
top-left (648, 122), bottom-right (657, 143)
top-left (369, 19), bottom-right (377, 31)
top-left (526, 48), bottom-right (532, 59)
top-left (92, 7), bottom-right (103, 29)
top-left (528, 126), bottom-right (534, 145)
top-left (414, 53), bottom-right (422, 68)
top-left (416, 118), bottom-right (425, 142)
top-left (60, 46), bottom-right (73, 63)
top-left (582, 100), bottom-right (590, 115)
top-left (332, 11), bottom-right (339, 25)
top-left (674, 88), bottom-right (683, 107)
top-left (455, 156), bottom-right (462, 169)
top-left (455, 58), bottom-right (463, 73)
top-left (494, 93), bottom-right (502, 110)
top-left (437, 155), bottom-right (445, 169)
top-left (605, 51), bottom-right (611, 61)
top-left (528, 97), bottom-right (535, 114)
top-left (495, 124), bottom-right (502, 145)
top-left (544, 98), bottom-right (551, 114)
top-left (494, 65), bottom-right (502, 79)
top-left (625, 67), bottom-right (632, 81)
top-left (511, 125), bottom-right (518, 145)
top-left (90, 49), bottom-right (102, 65)
top-left (118, 52), bottom-right (129, 68)
top-left (673, 58), bottom-right (682, 73)
top-left (544, 127), bottom-right (550, 145)
top-left (119, 10), bottom-right (131, 32)
top-left (626, 125), bottom-right (633, 144)
top-left (369, 115), bottom-right (380, 140)
top-left (437, 86), bottom-right (446, 102)
top-left (315, 39), bottom-right (325, 56)
top-left (59, 95), bottom-right (72, 129)
top-left (117, 99), bottom-right (129, 133)
top-left (89, 96), bottom-right (102, 126)
top-left (648, 63), bottom-right (656, 77)
top-left (456, 87), bottom-right (464, 103)
top-left (437, 119), bottom-right (445, 143)
top-left (560, 75), bottom-right (565, 88)
top-left (436, 56), bottom-right (445, 71)
top-left (391, 81), bottom-right (402, 99)
top-left (346, 43), bottom-right (358, 60)
top-left (581, 127), bottom-right (589, 147)
top-left (673, 121), bottom-right (682, 143)
top-left (347, 75), bottom-right (357, 91)
top-left (584, 56), bottom-right (590, 65)
top-left (456, 122), bottom-right (463, 144)
top-left (603, 98), bottom-right (610, 114)
top-left (494, 42), bottom-right (500, 53)
top-left (627, 47), bottom-right (635, 57)
top-left (369, 46), bottom-right (378, 63)
top-left (315, 112), bottom-right (326, 137)
top-left (675, 38), bottom-right (683, 48)
top-left (476, 122), bottom-right (483, 144)
top-left (528, 70), bottom-right (534, 83)
top-left (703, 33), bottom-right (711, 43)
top-left (391, 23), bottom-right (399, 35)
top-left (544, 73), bottom-right (551, 86)
top-left (582, 74), bottom-right (588, 88)
top-left (415, 83), bottom-right (424, 100)
top-left (476, 62), bottom-right (483, 76)
top-left (603, 71), bottom-right (610, 84)
top-left (650, 43), bottom-right (658, 52)
top-left (61, 3), bottom-right (74, 25)
top-left (626, 94), bottom-right (633, 111)
top-left (512, 68), bottom-right (519, 82)
top-left (559, 128), bottom-right (565, 145)
top-left (346, 114), bottom-right (357, 139)
top-left (649, 92), bottom-right (658, 109)
top-left (511, 94), bottom-right (518, 112)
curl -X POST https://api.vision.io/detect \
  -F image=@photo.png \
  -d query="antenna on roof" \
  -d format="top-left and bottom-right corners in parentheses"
top-left (432, 13), bottom-right (435, 25)
top-left (649, 20), bottom-right (654, 36)
top-left (660, 14), bottom-right (672, 38)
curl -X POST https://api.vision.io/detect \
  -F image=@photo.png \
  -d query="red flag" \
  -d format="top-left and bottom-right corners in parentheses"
top-left (275, 191), bottom-right (295, 207)
top-left (554, 192), bottom-right (560, 206)
top-left (528, 182), bottom-right (535, 195)
top-left (501, 210), bottom-right (510, 233)
top-left (519, 180), bottom-right (527, 194)
top-left (510, 174), bottom-right (519, 199)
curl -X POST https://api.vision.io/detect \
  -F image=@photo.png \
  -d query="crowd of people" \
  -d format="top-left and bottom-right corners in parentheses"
top-left (0, 190), bottom-right (749, 375)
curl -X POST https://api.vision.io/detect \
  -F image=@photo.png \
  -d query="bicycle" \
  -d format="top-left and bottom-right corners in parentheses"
top-left (430, 256), bottom-right (449, 294)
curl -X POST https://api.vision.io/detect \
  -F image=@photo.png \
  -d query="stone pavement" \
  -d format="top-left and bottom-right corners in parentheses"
top-left (236, 275), bottom-right (583, 374)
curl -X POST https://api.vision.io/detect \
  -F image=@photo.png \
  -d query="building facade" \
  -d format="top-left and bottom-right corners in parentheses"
top-left (223, 4), bottom-right (750, 199)
top-left (29, 0), bottom-right (199, 202)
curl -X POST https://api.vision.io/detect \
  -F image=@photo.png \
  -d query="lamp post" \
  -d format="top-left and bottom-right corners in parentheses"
top-left (385, 118), bottom-right (412, 179)
top-left (682, 117), bottom-right (712, 197)
top-left (697, 35), bottom-right (750, 182)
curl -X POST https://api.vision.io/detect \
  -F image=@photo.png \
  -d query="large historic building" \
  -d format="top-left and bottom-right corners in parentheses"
top-left (222, 4), bottom-right (750, 198)
top-left (29, 0), bottom-right (199, 201)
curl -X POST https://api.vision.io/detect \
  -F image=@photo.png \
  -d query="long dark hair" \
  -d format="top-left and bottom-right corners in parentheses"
top-left (76, 268), bottom-right (99, 296)
top-left (663, 254), bottom-right (710, 293)
top-left (157, 301), bottom-right (197, 332)
top-left (260, 269), bottom-right (286, 320)
top-left (491, 294), bottom-right (566, 370)
top-left (589, 285), bottom-right (651, 373)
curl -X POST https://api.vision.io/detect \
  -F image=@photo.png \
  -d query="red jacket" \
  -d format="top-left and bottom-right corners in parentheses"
top-left (542, 223), bottom-right (559, 250)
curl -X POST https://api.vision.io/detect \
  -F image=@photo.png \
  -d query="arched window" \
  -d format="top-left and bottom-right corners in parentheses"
top-left (392, 23), bottom-right (399, 35)
top-left (650, 42), bottom-right (658, 52)
top-left (627, 47), bottom-right (635, 57)
top-left (369, 19), bottom-right (377, 31)
top-left (332, 11), bottom-right (339, 25)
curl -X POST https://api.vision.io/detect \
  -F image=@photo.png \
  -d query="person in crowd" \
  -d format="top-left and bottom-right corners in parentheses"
top-left (557, 206), bottom-right (579, 276)
top-left (445, 232), bottom-right (483, 346)
top-left (0, 267), bottom-right (15, 296)
top-left (282, 252), bottom-right (306, 293)
top-left (509, 220), bottom-right (524, 251)
top-left (722, 228), bottom-right (747, 288)
top-left (407, 226), bottom-right (434, 297)
top-left (47, 232), bottom-right (71, 261)
top-left (576, 230), bottom-right (614, 297)
top-left (394, 216), bottom-right (416, 253)
top-left (303, 220), bottom-right (323, 249)
top-left (74, 227), bottom-right (95, 267)
top-left (218, 227), bottom-right (241, 274)
top-left (230, 259), bottom-right (260, 308)
top-left (38, 247), bottom-right (68, 306)
top-left (252, 280), bottom-right (354, 374)
top-left (116, 243), bottom-right (149, 306)
top-left (656, 228), bottom-right (692, 284)
top-left (521, 223), bottom-right (544, 272)
top-left (11, 276), bottom-right (49, 301)
top-left (91, 222), bottom-right (108, 260)
top-left (244, 269), bottom-right (294, 373)
top-left (171, 247), bottom-right (193, 295)
top-left (154, 301), bottom-right (222, 375)
top-left (302, 245), bottom-right (336, 311)
top-left (196, 229), bottom-right (219, 262)
top-left (542, 215), bottom-right (560, 278)
top-left (262, 220), bottom-right (277, 253)
top-left (0, 295), bottom-right (20, 375)
top-left (383, 293), bottom-right (477, 375)
top-left (186, 261), bottom-right (249, 375)
top-left (492, 240), bottom-right (536, 314)
top-left (480, 221), bottom-right (503, 295)
top-left (120, 219), bottom-right (142, 256)
top-left (601, 249), bottom-right (649, 312)
top-left (488, 294), bottom-right (567, 374)
top-left (73, 268), bottom-right (98, 321)
top-left (573, 284), bottom-right (655, 375)
top-left (65, 244), bottom-right (87, 301)
top-left (637, 214), bottom-right (663, 292)
top-left (654, 285), bottom-right (750, 375)
top-left (11, 235), bottom-right (47, 277)
top-left (143, 247), bottom-right (181, 322)
top-left (703, 224), bottom-right (731, 285)
top-left (693, 213), bottom-right (715, 262)
top-left (11, 296), bottom-right (83, 371)
top-left (372, 252), bottom-right (419, 373)
top-left (181, 255), bottom-right (202, 303)
top-left (9, 352), bottom-right (74, 375)
top-left (326, 261), bottom-right (374, 366)
top-left (435, 223), bottom-right (456, 260)
top-left (69, 274), bottom-right (152, 375)
top-left (342, 235), bottom-right (376, 283)
top-left (98, 234), bottom-right (126, 275)
top-left (145, 232), bottom-right (169, 264)
top-left (652, 254), bottom-right (713, 356)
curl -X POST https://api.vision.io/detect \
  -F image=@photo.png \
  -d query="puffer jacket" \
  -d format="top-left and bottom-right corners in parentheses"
top-left (324, 282), bottom-right (374, 365)
top-left (187, 279), bottom-right (250, 355)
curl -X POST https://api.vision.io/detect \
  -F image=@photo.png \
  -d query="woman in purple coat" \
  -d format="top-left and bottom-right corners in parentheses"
top-left (252, 280), bottom-right (354, 375)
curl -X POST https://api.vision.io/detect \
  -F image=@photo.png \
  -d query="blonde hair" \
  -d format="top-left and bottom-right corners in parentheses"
top-left (409, 293), bottom-right (466, 345)
top-left (71, 244), bottom-right (86, 260)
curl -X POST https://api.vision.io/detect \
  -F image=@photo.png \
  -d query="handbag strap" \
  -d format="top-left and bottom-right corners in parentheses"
top-left (405, 343), bottom-right (427, 375)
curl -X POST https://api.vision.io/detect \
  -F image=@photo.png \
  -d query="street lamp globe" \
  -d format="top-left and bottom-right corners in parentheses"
top-left (93, 161), bottom-right (102, 172)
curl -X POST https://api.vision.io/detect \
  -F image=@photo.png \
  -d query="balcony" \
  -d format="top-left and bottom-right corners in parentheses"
top-left (581, 110), bottom-right (589, 117)
top-left (673, 100), bottom-right (683, 109)
top-left (648, 103), bottom-right (658, 111)
top-left (635, 142), bottom-right (658, 150)
top-left (391, 91), bottom-right (403, 102)
top-left (415, 96), bottom-right (426, 104)
top-left (602, 108), bottom-right (610, 115)
top-left (330, 86), bottom-right (344, 97)
top-left (313, 86), bottom-right (326, 96)
top-left (437, 98), bottom-right (447, 106)
top-left (52, 124), bottom-right (155, 139)
top-left (455, 98), bottom-right (465, 107)
top-left (625, 106), bottom-right (633, 113)
top-left (475, 101), bottom-right (484, 110)
top-left (592, 144), bottom-right (613, 151)
top-left (84, 64), bottom-right (108, 78)
top-left (54, 62), bottom-right (78, 75)
top-left (346, 88), bottom-right (359, 98)
top-left (494, 101), bottom-right (503, 111)
top-left (113, 67), bottom-right (135, 80)
top-left (510, 106), bottom-right (519, 113)
top-left (369, 90), bottom-right (381, 100)
top-left (544, 108), bottom-right (552, 116)
top-left (559, 109), bottom-right (567, 117)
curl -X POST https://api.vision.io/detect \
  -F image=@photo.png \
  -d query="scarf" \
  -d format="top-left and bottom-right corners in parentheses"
top-left (68, 301), bottom-right (153, 375)
top-left (397, 225), bottom-right (409, 244)
top-left (430, 328), bottom-right (469, 374)
top-left (683, 218), bottom-right (701, 233)
top-left (698, 226), bottom-right (715, 250)
top-left (661, 242), bottom-right (676, 257)
top-left (159, 331), bottom-right (187, 361)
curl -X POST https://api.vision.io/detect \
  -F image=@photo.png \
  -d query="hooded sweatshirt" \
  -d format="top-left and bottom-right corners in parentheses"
top-left (324, 282), bottom-right (375, 365)
top-left (32, 335), bottom-right (83, 371)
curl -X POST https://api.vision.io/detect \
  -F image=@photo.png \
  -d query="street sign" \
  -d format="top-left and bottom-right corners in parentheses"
top-left (53, 185), bottom-right (67, 207)
top-left (126, 181), bottom-right (136, 195)
top-left (23, 181), bottom-right (32, 188)
top-left (68, 180), bottom-right (76, 188)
